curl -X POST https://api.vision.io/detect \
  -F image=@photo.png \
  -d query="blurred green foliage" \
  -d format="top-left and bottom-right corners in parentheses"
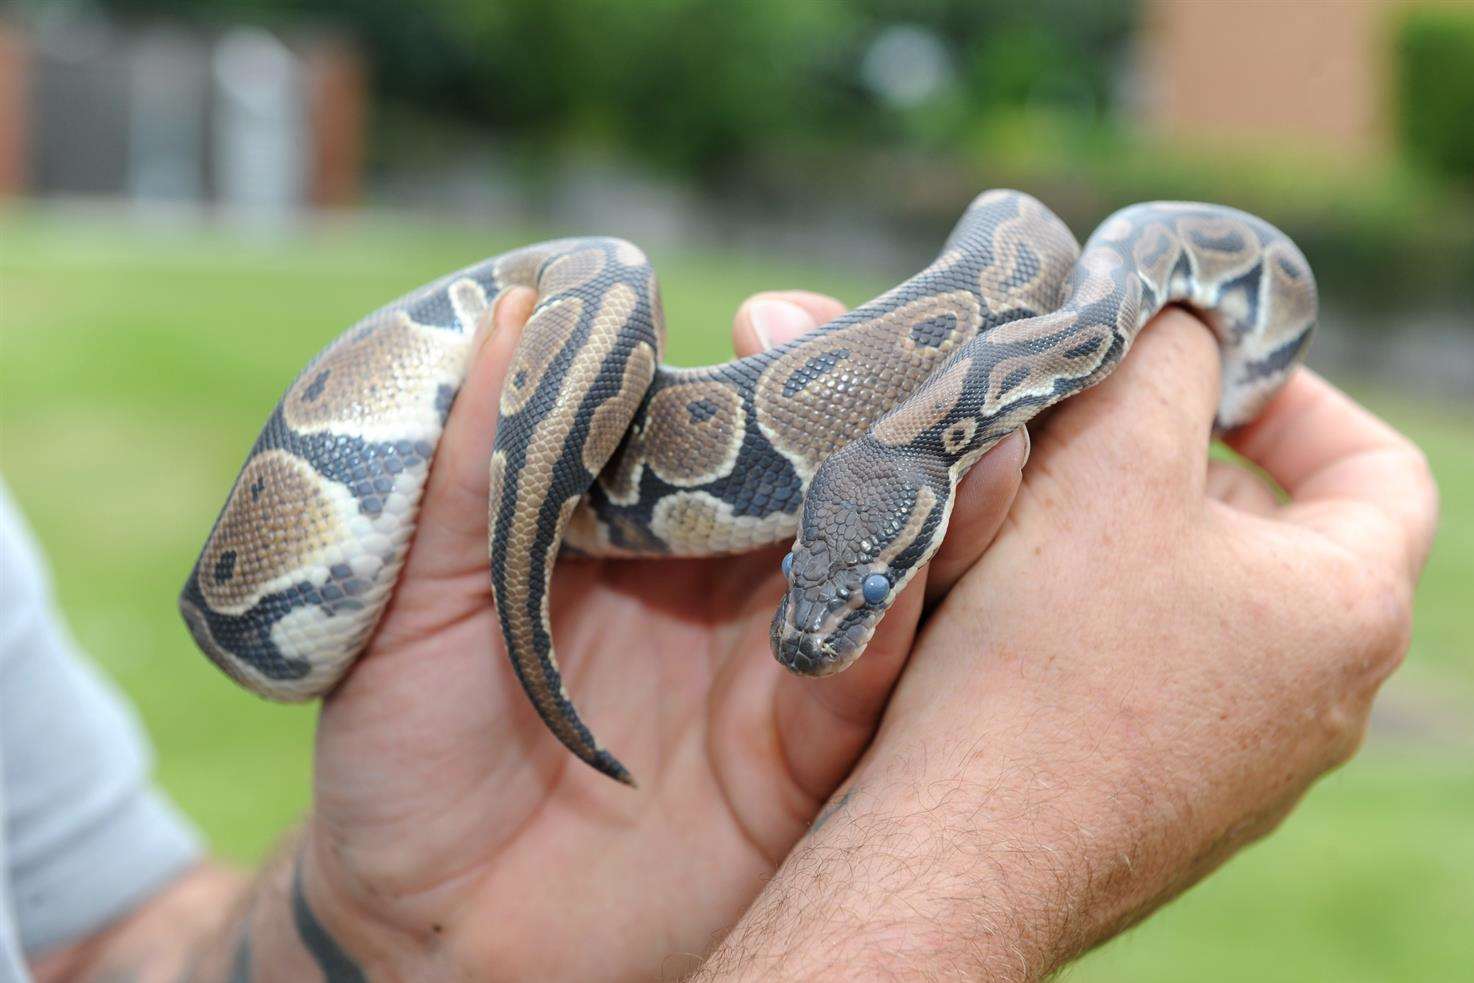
top-left (97, 0), bottom-right (1134, 174)
top-left (1397, 5), bottom-right (1474, 185)
top-left (86, 0), bottom-right (1474, 314)
top-left (961, 110), bottom-right (1474, 312)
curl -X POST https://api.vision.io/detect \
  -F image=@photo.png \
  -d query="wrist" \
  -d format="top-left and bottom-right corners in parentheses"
top-left (188, 829), bottom-right (428, 983)
top-left (699, 686), bottom-right (1250, 983)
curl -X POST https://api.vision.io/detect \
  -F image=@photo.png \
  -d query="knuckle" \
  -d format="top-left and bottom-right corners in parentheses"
top-left (1400, 441), bottom-right (1440, 547)
top-left (1339, 561), bottom-right (1414, 681)
top-left (1324, 704), bottom-right (1373, 768)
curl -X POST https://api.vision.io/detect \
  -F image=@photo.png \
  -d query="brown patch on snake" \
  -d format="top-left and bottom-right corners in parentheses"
top-left (977, 195), bottom-right (1079, 314)
top-left (199, 450), bottom-right (344, 613)
top-left (540, 248), bottom-right (607, 296)
top-left (876, 485), bottom-right (937, 565)
top-left (754, 291), bottom-right (980, 476)
top-left (1262, 240), bottom-right (1317, 334)
top-left (1075, 247), bottom-right (1129, 308)
top-left (980, 311), bottom-right (1115, 416)
top-left (511, 494), bottom-right (592, 755)
top-left (583, 342), bottom-right (656, 475)
top-left (283, 311), bottom-right (464, 434)
top-left (494, 244), bottom-right (555, 289)
top-left (597, 439), bottom-right (645, 507)
top-left (500, 296), bottom-right (584, 416)
top-left (1176, 215), bottom-right (1260, 285)
top-left (650, 491), bottom-right (798, 556)
top-left (872, 356), bottom-right (973, 447)
top-left (642, 380), bottom-right (745, 486)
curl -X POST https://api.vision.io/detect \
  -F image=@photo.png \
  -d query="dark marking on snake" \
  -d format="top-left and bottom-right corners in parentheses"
top-left (909, 313), bottom-right (957, 348)
top-left (1063, 336), bottom-right (1106, 359)
top-left (782, 349), bottom-right (851, 398)
top-left (688, 398), bottom-right (718, 423)
top-left (303, 369), bottom-right (330, 402)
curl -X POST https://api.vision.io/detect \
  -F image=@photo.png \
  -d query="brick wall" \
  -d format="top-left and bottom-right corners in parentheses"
top-left (1140, 0), bottom-right (1396, 159)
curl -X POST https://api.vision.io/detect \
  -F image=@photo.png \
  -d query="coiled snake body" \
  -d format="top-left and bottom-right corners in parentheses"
top-left (180, 191), bottom-right (1316, 784)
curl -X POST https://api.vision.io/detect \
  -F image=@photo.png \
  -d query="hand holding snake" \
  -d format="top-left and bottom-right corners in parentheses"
top-left (180, 190), bottom-right (1316, 785)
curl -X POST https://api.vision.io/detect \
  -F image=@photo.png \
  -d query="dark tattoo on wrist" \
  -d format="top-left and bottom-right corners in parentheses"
top-left (228, 923), bottom-right (252, 983)
top-left (292, 856), bottom-right (367, 983)
top-left (79, 970), bottom-right (141, 983)
top-left (810, 785), bottom-right (858, 835)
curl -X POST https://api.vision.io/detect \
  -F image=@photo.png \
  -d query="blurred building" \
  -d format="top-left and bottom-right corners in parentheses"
top-left (0, 14), bottom-right (364, 211)
top-left (1140, 0), bottom-right (1396, 159)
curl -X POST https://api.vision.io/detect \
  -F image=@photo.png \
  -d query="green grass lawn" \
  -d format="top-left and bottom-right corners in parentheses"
top-left (2, 207), bottom-right (1470, 979)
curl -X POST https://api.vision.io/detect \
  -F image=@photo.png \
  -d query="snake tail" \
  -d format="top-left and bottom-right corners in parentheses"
top-left (487, 237), bottom-right (662, 784)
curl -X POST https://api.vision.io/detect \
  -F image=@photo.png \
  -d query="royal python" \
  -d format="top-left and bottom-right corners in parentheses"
top-left (180, 190), bottom-right (1316, 785)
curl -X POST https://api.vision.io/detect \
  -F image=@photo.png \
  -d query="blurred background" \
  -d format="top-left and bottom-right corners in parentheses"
top-left (1, 0), bottom-right (1469, 977)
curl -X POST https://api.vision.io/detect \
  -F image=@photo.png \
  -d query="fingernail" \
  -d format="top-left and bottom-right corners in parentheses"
top-left (997, 426), bottom-right (1030, 471)
top-left (749, 298), bottom-right (815, 350)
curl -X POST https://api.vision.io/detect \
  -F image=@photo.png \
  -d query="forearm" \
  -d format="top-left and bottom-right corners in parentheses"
top-left (28, 862), bottom-right (245, 983)
top-left (696, 678), bottom-right (1298, 982)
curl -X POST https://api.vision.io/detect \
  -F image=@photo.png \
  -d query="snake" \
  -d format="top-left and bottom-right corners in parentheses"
top-left (179, 190), bottom-right (1316, 785)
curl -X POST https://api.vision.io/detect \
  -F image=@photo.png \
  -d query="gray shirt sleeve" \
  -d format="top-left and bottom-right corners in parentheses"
top-left (0, 479), bottom-right (203, 963)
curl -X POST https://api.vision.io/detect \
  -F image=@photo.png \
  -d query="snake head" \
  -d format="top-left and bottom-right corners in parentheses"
top-left (771, 444), bottom-right (944, 677)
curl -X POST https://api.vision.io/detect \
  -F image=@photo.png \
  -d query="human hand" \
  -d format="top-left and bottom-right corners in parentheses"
top-left (698, 310), bottom-right (1439, 981)
top-left (227, 289), bottom-right (1029, 980)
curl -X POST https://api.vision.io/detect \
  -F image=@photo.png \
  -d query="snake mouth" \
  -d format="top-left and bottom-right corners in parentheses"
top-left (770, 594), bottom-right (871, 677)
top-left (774, 627), bottom-right (853, 676)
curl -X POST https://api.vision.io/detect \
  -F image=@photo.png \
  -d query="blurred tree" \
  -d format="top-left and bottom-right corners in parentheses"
top-left (1397, 5), bottom-right (1474, 187)
top-left (88, 0), bottom-right (1136, 179)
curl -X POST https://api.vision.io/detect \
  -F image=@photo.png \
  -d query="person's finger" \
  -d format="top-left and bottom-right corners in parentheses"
top-left (1043, 308), bottom-right (1223, 487)
top-left (768, 426), bottom-right (1028, 797)
top-left (1205, 457), bottom-right (1280, 516)
top-left (924, 428), bottom-right (1030, 604)
top-left (396, 286), bottom-right (536, 583)
top-left (1227, 368), bottom-right (1438, 578)
top-left (732, 290), bottom-right (847, 356)
top-left (771, 566), bottom-right (928, 798)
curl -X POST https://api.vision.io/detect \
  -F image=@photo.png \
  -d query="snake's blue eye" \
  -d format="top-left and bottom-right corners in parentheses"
top-left (781, 551), bottom-right (794, 580)
top-left (861, 573), bottom-right (891, 605)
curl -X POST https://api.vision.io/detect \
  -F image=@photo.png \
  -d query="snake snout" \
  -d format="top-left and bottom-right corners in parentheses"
top-left (770, 591), bottom-right (868, 677)
top-left (773, 623), bottom-right (846, 677)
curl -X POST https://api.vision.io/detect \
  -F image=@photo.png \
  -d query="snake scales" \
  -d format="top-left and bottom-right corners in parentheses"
top-left (180, 190), bottom-right (1316, 785)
